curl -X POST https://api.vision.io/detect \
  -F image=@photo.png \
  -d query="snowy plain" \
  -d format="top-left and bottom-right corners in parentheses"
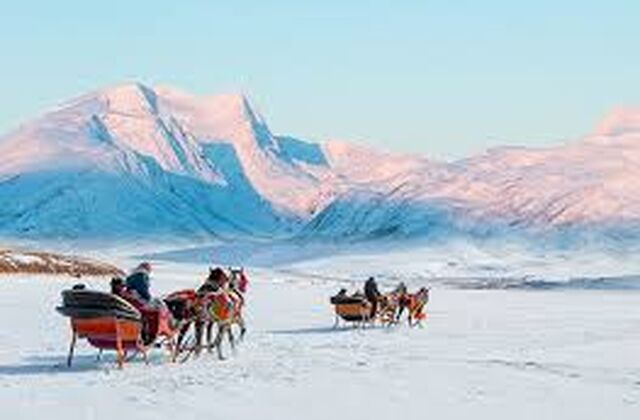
top-left (0, 82), bottom-right (638, 420)
top-left (0, 245), bottom-right (639, 420)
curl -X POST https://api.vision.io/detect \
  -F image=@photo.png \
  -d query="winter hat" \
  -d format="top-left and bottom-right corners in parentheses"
top-left (135, 262), bottom-right (152, 273)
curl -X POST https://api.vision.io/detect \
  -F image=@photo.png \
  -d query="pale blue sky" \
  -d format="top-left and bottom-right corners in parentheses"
top-left (1, 0), bottom-right (638, 159)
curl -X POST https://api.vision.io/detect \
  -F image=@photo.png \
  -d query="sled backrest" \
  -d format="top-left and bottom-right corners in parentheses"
top-left (59, 289), bottom-right (142, 321)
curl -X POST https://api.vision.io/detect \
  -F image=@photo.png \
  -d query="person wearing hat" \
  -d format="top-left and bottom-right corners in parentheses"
top-left (125, 262), bottom-right (153, 302)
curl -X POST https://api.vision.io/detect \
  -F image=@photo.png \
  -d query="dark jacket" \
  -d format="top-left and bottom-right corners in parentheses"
top-left (364, 278), bottom-right (381, 301)
top-left (125, 271), bottom-right (151, 302)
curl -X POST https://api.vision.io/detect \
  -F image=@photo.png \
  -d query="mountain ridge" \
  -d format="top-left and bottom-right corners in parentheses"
top-left (0, 82), bottom-right (638, 245)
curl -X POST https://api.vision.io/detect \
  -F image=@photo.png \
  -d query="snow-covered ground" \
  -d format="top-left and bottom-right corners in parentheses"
top-left (148, 238), bottom-right (640, 288)
top-left (1, 256), bottom-right (639, 419)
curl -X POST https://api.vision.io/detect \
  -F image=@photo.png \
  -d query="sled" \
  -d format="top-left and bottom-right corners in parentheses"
top-left (57, 289), bottom-right (177, 368)
top-left (331, 295), bottom-right (373, 327)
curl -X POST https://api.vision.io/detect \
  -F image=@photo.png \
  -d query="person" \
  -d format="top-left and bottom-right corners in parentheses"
top-left (124, 262), bottom-right (174, 343)
top-left (330, 288), bottom-right (348, 304)
top-left (110, 277), bottom-right (126, 295)
top-left (125, 262), bottom-right (152, 302)
top-left (364, 277), bottom-right (381, 317)
top-left (394, 281), bottom-right (409, 321)
top-left (394, 281), bottom-right (408, 295)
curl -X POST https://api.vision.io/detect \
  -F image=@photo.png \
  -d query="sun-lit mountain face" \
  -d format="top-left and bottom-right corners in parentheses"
top-left (0, 83), bottom-right (638, 245)
top-left (0, 83), bottom-right (419, 238)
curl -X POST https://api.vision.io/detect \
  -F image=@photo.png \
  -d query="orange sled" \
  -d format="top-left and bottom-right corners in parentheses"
top-left (331, 296), bottom-right (373, 326)
top-left (57, 289), bottom-right (176, 368)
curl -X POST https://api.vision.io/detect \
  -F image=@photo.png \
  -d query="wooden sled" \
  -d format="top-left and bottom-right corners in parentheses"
top-left (57, 289), bottom-right (176, 368)
top-left (331, 296), bottom-right (373, 328)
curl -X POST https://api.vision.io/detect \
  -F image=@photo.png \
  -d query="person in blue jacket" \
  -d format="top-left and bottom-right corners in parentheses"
top-left (125, 262), bottom-right (152, 302)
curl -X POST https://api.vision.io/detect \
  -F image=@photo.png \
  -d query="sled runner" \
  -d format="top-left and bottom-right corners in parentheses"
top-left (57, 288), bottom-right (177, 368)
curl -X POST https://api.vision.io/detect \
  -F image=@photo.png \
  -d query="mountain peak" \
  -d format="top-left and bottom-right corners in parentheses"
top-left (99, 81), bottom-right (151, 95)
top-left (596, 107), bottom-right (640, 136)
top-left (97, 82), bottom-right (159, 116)
top-left (91, 83), bottom-right (262, 129)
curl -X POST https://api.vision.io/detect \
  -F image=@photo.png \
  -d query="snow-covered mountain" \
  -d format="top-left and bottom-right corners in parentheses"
top-left (0, 83), bottom-right (421, 239)
top-left (0, 82), bottom-right (638, 245)
top-left (305, 107), bottom-right (640, 245)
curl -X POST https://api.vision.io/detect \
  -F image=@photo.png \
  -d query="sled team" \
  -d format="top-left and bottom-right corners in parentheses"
top-left (331, 276), bottom-right (429, 327)
top-left (112, 262), bottom-right (247, 310)
top-left (119, 263), bottom-right (248, 355)
top-left (57, 262), bottom-right (429, 367)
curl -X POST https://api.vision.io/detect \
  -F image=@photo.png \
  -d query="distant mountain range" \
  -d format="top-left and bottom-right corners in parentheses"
top-left (0, 82), bottom-right (638, 246)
